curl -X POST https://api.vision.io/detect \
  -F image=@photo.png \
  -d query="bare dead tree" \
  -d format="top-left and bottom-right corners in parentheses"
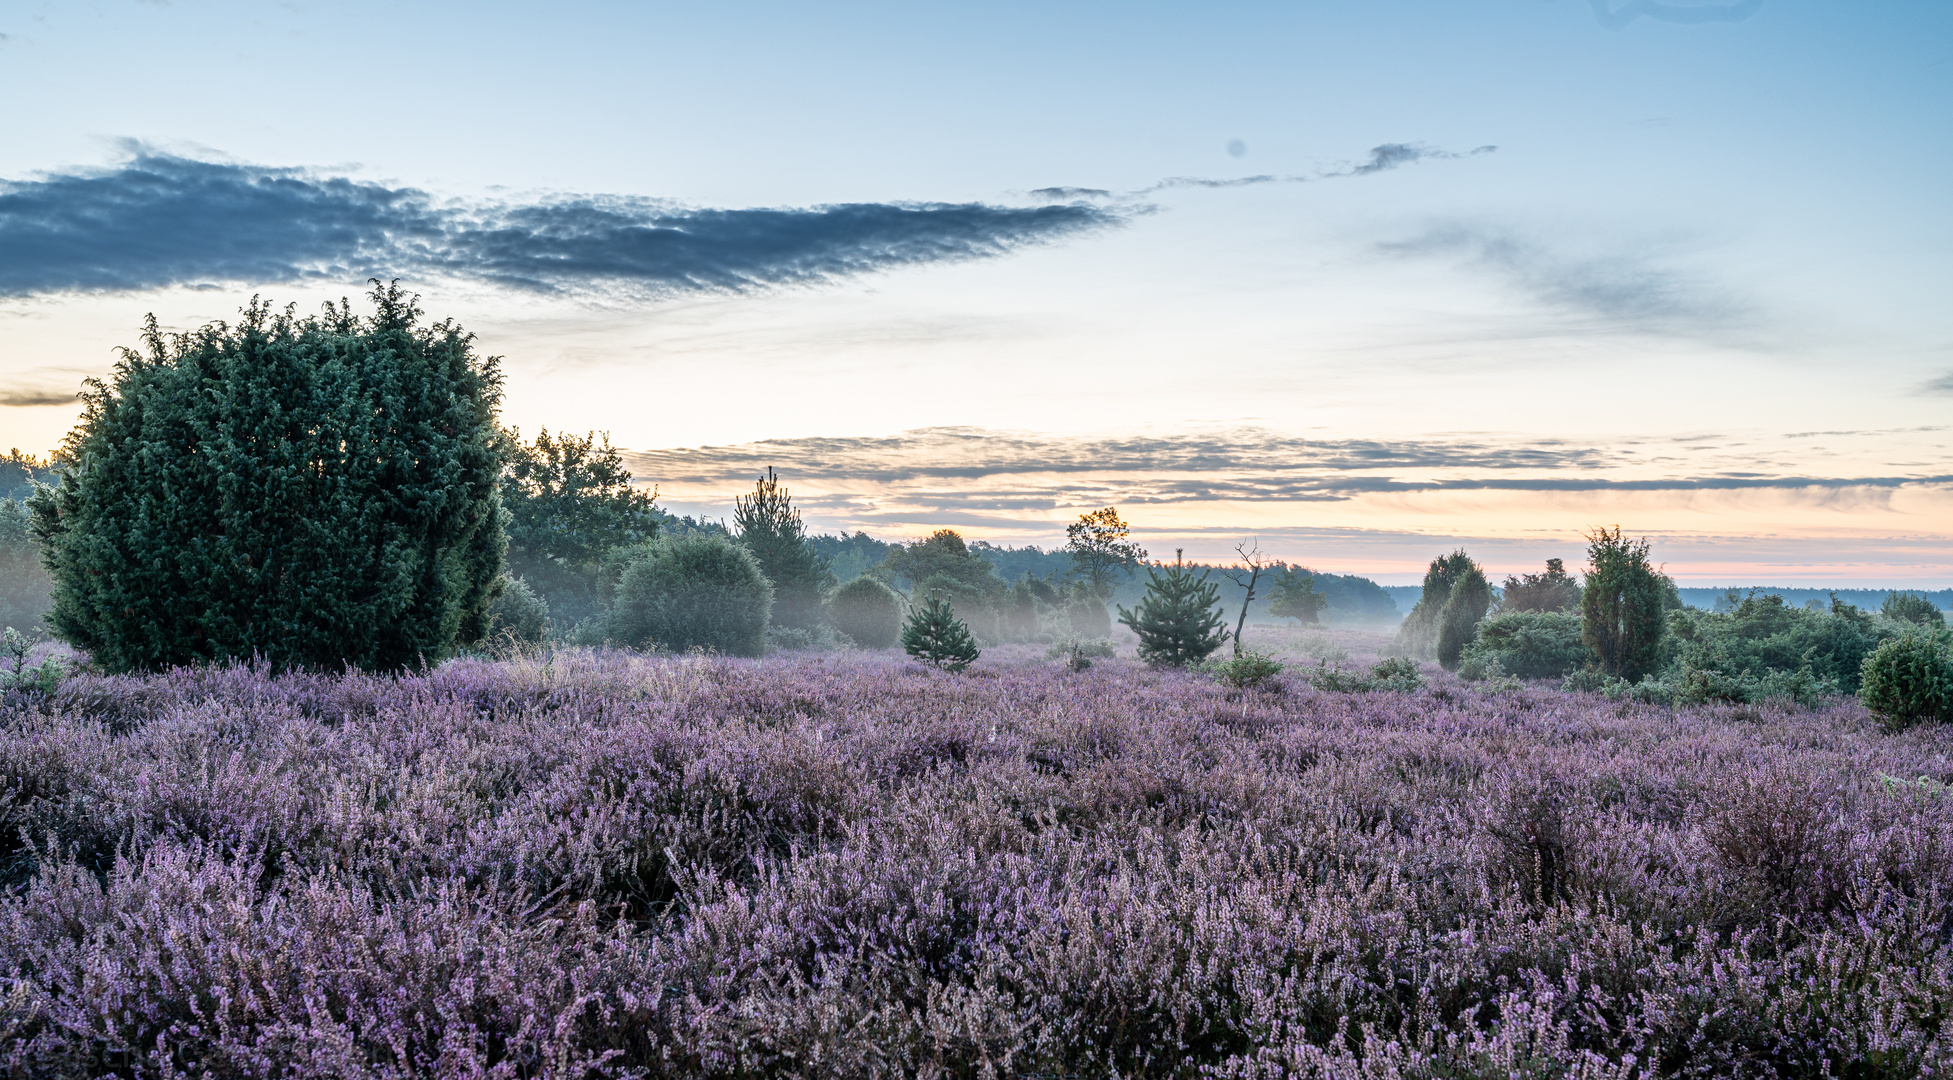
top-left (1223, 540), bottom-right (1270, 658)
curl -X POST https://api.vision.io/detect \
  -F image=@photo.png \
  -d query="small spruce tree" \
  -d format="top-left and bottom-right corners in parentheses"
top-left (1117, 550), bottom-right (1230, 667)
top-left (734, 467), bottom-right (833, 632)
top-left (902, 596), bottom-right (981, 671)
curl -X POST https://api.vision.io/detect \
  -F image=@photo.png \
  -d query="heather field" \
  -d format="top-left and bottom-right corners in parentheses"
top-left (2, 641), bottom-right (1951, 1079)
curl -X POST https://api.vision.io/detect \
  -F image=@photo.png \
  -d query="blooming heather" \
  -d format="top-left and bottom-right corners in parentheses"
top-left (0, 645), bottom-right (1949, 1077)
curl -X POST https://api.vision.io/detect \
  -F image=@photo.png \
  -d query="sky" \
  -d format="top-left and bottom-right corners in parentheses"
top-left (1, 0), bottom-right (1948, 584)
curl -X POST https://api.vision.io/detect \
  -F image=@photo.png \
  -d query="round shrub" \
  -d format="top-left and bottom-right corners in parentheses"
top-left (1859, 631), bottom-right (1953, 728)
top-left (1459, 611), bottom-right (1588, 680)
top-left (826, 577), bottom-right (903, 649)
top-left (610, 537), bottom-right (773, 656)
top-left (483, 576), bottom-right (550, 644)
top-left (29, 286), bottom-right (505, 672)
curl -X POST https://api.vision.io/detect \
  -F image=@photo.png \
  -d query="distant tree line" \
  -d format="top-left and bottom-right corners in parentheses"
top-left (1390, 528), bottom-right (1948, 720)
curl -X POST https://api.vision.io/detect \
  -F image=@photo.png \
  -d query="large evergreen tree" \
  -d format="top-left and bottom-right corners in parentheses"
top-left (1396, 550), bottom-right (1487, 662)
top-left (29, 283), bottom-right (506, 672)
top-left (733, 467), bottom-right (833, 632)
top-left (1581, 527), bottom-right (1667, 682)
top-left (500, 427), bottom-right (660, 627)
top-left (1118, 550), bottom-right (1229, 667)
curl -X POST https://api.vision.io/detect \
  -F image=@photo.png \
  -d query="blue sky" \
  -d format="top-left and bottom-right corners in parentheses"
top-left (2, 0), bottom-right (1949, 582)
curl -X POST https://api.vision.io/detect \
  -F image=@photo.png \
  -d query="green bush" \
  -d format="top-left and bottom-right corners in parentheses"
top-left (1397, 550), bottom-right (1489, 665)
top-left (902, 596), bottom-right (981, 672)
top-left (483, 576), bottom-right (551, 644)
top-left (1668, 591), bottom-right (1895, 695)
top-left (1213, 650), bottom-right (1283, 691)
top-left (29, 285), bottom-right (505, 673)
top-left (1117, 551), bottom-right (1229, 668)
top-left (1309, 656), bottom-right (1424, 694)
top-left (1859, 631), bottom-right (1953, 728)
top-left (1581, 528), bottom-right (1668, 683)
top-left (1459, 611), bottom-right (1587, 680)
top-left (826, 576), bottom-right (904, 649)
top-left (1881, 591), bottom-right (1945, 629)
top-left (609, 536), bottom-right (773, 656)
top-left (0, 627), bottom-right (67, 695)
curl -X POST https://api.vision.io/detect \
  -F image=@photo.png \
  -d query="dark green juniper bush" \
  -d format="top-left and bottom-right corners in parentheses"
top-left (1118, 549), bottom-right (1229, 667)
top-left (1581, 527), bottom-right (1669, 683)
top-left (30, 283), bottom-right (505, 673)
top-left (734, 467), bottom-right (834, 633)
top-left (1882, 590), bottom-right (1946, 628)
top-left (1859, 629), bottom-right (1953, 729)
top-left (1397, 549), bottom-right (1491, 669)
top-left (901, 595), bottom-right (981, 671)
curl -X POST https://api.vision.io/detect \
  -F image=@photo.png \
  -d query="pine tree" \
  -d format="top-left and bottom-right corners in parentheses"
top-left (901, 596), bottom-right (981, 671)
top-left (1117, 550), bottom-right (1229, 667)
top-left (734, 467), bottom-right (833, 632)
top-left (28, 283), bottom-right (505, 673)
top-left (1581, 527), bottom-right (1667, 681)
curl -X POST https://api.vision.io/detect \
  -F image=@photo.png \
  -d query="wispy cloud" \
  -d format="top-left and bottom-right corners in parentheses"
top-left (1588, 0), bottom-right (1764, 28)
top-left (1922, 372), bottom-right (1953, 396)
top-left (1377, 221), bottom-right (1742, 334)
top-left (0, 150), bottom-right (1123, 299)
top-left (1139, 143), bottom-right (1495, 194)
top-left (0, 384), bottom-right (77, 407)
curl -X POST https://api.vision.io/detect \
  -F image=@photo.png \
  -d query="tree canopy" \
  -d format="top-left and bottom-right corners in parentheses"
top-left (30, 283), bottom-right (506, 672)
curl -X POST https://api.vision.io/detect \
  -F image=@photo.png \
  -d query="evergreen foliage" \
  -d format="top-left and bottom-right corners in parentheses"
top-left (826, 576), bottom-right (904, 649)
top-left (1064, 506), bottom-right (1146, 598)
top-left (1213, 649), bottom-right (1284, 691)
top-left (1436, 565), bottom-right (1493, 671)
top-left (1498, 558), bottom-right (1582, 614)
top-left (901, 596), bottom-right (981, 671)
top-left (28, 284), bottom-right (505, 673)
top-left (500, 428), bottom-right (660, 627)
top-left (1, 450), bottom-right (58, 502)
top-left (1267, 566), bottom-right (1327, 625)
top-left (1667, 591), bottom-right (1898, 695)
top-left (1117, 550), bottom-right (1229, 667)
top-left (1859, 631), bottom-right (1953, 728)
top-left (1581, 528), bottom-right (1668, 682)
top-left (0, 499), bottom-right (52, 637)
top-left (483, 576), bottom-right (550, 644)
top-left (1459, 611), bottom-right (1587, 680)
top-left (878, 530), bottom-right (1007, 641)
top-left (734, 468), bottom-right (834, 632)
top-left (1882, 591), bottom-right (1946, 628)
top-left (1396, 550), bottom-right (1488, 665)
top-left (609, 536), bottom-right (773, 656)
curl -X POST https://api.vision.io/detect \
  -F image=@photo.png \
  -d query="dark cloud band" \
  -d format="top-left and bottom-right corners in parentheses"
top-left (0, 152), bottom-right (1122, 298)
top-left (623, 427), bottom-right (1951, 508)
